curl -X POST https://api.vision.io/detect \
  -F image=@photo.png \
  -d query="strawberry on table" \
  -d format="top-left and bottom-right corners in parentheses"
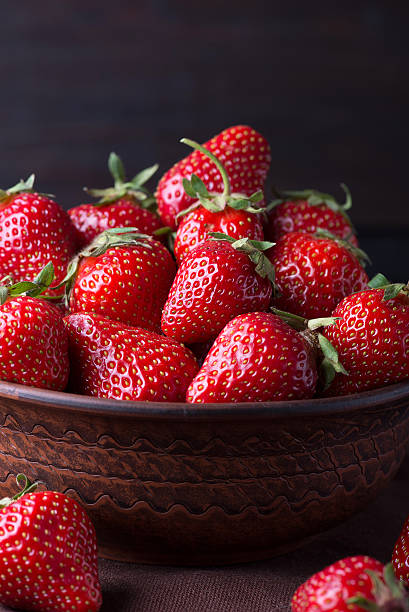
top-left (65, 228), bottom-right (176, 333)
top-left (266, 184), bottom-right (358, 245)
top-left (393, 513), bottom-right (409, 586)
top-left (64, 312), bottom-right (199, 401)
top-left (173, 138), bottom-right (265, 263)
top-left (0, 175), bottom-right (78, 294)
top-left (0, 474), bottom-right (102, 612)
top-left (291, 556), bottom-right (408, 612)
top-left (268, 230), bottom-right (369, 319)
top-left (69, 152), bottom-right (164, 248)
top-left (322, 279), bottom-right (409, 396)
top-left (161, 233), bottom-right (275, 344)
top-left (156, 125), bottom-right (271, 229)
top-left (187, 311), bottom-right (318, 403)
top-left (0, 263), bottom-right (69, 391)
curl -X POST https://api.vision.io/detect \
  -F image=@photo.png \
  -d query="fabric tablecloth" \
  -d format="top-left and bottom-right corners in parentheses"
top-left (1, 455), bottom-right (407, 612)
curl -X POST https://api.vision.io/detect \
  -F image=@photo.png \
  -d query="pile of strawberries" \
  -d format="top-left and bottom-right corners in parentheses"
top-left (0, 124), bottom-right (408, 404)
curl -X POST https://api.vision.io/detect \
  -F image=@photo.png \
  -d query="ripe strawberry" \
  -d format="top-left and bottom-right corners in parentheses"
top-left (268, 231), bottom-right (369, 319)
top-left (291, 556), bottom-right (408, 612)
top-left (64, 312), bottom-right (199, 401)
top-left (69, 153), bottom-right (164, 248)
top-left (187, 311), bottom-right (317, 403)
top-left (156, 125), bottom-right (271, 229)
top-left (66, 229), bottom-right (176, 333)
top-left (173, 138), bottom-right (265, 263)
top-left (0, 175), bottom-right (78, 294)
top-left (161, 234), bottom-right (274, 344)
top-left (322, 281), bottom-right (409, 395)
top-left (393, 513), bottom-right (409, 586)
top-left (266, 184), bottom-right (358, 245)
top-left (0, 474), bottom-right (102, 611)
top-left (0, 263), bottom-right (69, 391)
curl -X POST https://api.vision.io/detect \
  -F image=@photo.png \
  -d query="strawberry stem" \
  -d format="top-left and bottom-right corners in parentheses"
top-left (180, 138), bottom-right (231, 198)
top-left (0, 474), bottom-right (42, 508)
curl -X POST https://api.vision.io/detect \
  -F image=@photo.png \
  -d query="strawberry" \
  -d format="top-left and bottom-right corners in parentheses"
top-left (161, 233), bottom-right (274, 344)
top-left (0, 263), bottom-right (69, 391)
top-left (173, 138), bottom-right (265, 263)
top-left (65, 228), bottom-right (176, 333)
top-left (291, 556), bottom-right (408, 612)
top-left (64, 312), bottom-right (199, 401)
top-left (156, 125), bottom-right (271, 229)
top-left (186, 311), bottom-right (317, 403)
top-left (266, 184), bottom-right (358, 245)
top-left (322, 279), bottom-right (409, 395)
top-left (0, 175), bottom-right (78, 294)
top-left (268, 231), bottom-right (369, 319)
top-left (393, 513), bottom-right (409, 586)
top-left (68, 153), bottom-right (164, 248)
top-left (0, 474), bottom-right (102, 611)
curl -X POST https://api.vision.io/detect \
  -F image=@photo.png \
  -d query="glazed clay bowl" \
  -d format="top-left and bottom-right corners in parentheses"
top-left (0, 380), bottom-right (408, 566)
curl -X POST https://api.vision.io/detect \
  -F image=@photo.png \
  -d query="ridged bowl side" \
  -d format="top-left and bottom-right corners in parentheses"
top-left (0, 381), bottom-right (408, 565)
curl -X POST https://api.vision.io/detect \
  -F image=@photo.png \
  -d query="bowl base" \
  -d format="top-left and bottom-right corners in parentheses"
top-left (97, 534), bottom-right (317, 567)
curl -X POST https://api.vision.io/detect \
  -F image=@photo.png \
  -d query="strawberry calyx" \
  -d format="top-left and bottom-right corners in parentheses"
top-left (313, 228), bottom-right (371, 266)
top-left (348, 563), bottom-right (409, 612)
top-left (0, 262), bottom-right (56, 305)
top-left (270, 306), bottom-right (347, 389)
top-left (209, 231), bottom-right (276, 283)
top-left (0, 174), bottom-right (54, 205)
top-left (176, 138), bottom-right (264, 220)
top-left (0, 473), bottom-right (42, 509)
top-left (368, 273), bottom-right (408, 301)
top-left (85, 152), bottom-right (158, 210)
top-left (267, 183), bottom-right (354, 222)
top-left (57, 227), bottom-right (155, 304)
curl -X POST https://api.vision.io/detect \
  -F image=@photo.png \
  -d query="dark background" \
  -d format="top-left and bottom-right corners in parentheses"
top-left (1, 1), bottom-right (407, 279)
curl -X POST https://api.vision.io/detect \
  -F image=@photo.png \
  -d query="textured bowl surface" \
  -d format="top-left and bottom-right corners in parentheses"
top-left (0, 380), bottom-right (408, 565)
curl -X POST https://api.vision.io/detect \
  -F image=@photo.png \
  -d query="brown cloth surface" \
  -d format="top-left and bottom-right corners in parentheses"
top-left (97, 454), bottom-right (409, 612)
top-left (0, 455), bottom-right (408, 612)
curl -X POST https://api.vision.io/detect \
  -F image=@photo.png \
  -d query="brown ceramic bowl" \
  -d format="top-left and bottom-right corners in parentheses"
top-left (0, 379), bottom-right (408, 566)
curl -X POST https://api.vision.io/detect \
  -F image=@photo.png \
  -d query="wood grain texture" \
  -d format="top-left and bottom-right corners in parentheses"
top-left (0, 381), bottom-right (408, 564)
top-left (0, 0), bottom-right (408, 235)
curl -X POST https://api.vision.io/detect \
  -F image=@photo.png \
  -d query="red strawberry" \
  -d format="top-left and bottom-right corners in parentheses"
top-left (0, 264), bottom-right (69, 391)
top-left (187, 311), bottom-right (317, 403)
top-left (68, 153), bottom-right (164, 248)
top-left (393, 514), bottom-right (409, 586)
top-left (266, 185), bottom-right (358, 245)
top-left (161, 234), bottom-right (274, 344)
top-left (268, 231), bottom-right (369, 319)
top-left (66, 229), bottom-right (176, 333)
top-left (291, 556), bottom-right (408, 612)
top-left (156, 125), bottom-right (271, 229)
top-left (0, 175), bottom-right (78, 293)
top-left (64, 312), bottom-right (199, 401)
top-left (173, 138), bottom-right (265, 263)
top-left (0, 474), bottom-right (102, 611)
top-left (322, 281), bottom-right (409, 396)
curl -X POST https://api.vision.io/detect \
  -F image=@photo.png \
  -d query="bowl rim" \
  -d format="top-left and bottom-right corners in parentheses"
top-left (0, 379), bottom-right (409, 420)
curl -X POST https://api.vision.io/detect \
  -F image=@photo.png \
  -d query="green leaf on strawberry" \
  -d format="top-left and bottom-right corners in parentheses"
top-left (86, 151), bottom-right (158, 210)
top-left (368, 273), bottom-right (407, 301)
top-left (0, 262), bottom-right (56, 305)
